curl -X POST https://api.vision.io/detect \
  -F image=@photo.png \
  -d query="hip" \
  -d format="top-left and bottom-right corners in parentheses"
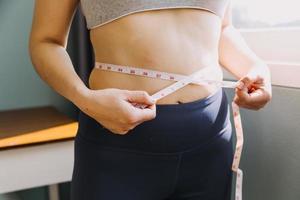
top-left (75, 87), bottom-right (232, 154)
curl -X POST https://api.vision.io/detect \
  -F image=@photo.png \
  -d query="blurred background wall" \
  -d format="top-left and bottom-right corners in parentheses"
top-left (0, 1), bottom-right (75, 199)
top-left (0, 1), bottom-right (299, 200)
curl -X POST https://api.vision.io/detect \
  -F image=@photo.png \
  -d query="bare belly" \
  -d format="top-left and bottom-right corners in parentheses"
top-left (88, 8), bottom-right (224, 104)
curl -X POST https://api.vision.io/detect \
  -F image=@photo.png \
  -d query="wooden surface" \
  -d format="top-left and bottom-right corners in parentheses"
top-left (0, 106), bottom-right (78, 149)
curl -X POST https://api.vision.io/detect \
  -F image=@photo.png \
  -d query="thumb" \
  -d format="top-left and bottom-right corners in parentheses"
top-left (126, 90), bottom-right (156, 105)
top-left (236, 76), bottom-right (252, 91)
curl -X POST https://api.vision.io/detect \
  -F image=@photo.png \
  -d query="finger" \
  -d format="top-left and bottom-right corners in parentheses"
top-left (234, 89), bottom-right (268, 110)
top-left (254, 75), bottom-right (264, 84)
top-left (126, 90), bottom-right (156, 105)
top-left (236, 76), bottom-right (252, 90)
top-left (234, 95), bottom-right (259, 110)
top-left (248, 88), bottom-right (270, 106)
top-left (237, 73), bottom-right (264, 87)
top-left (235, 86), bottom-right (251, 105)
top-left (134, 105), bottom-right (156, 123)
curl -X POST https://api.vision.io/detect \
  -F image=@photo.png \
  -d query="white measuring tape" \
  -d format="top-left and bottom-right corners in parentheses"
top-left (95, 62), bottom-right (244, 200)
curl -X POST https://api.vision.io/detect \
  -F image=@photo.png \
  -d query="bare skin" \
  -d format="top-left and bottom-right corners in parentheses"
top-left (29, 0), bottom-right (272, 135)
top-left (88, 8), bottom-right (223, 105)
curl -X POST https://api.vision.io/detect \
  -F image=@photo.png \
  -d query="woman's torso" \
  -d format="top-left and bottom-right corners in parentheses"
top-left (87, 8), bottom-right (224, 104)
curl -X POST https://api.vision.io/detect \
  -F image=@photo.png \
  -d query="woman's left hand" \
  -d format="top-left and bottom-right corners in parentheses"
top-left (233, 70), bottom-right (272, 110)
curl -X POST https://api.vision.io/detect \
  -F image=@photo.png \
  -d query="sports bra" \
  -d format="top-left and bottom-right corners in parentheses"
top-left (79, 0), bottom-right (230, 30)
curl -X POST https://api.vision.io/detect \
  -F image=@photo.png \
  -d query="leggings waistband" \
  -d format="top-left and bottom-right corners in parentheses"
top-left (76, 87), bottom-right (232, 153)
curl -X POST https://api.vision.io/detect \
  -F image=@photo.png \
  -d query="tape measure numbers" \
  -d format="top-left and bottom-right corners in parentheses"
top-left (94, 62), bottom-right (244, 200)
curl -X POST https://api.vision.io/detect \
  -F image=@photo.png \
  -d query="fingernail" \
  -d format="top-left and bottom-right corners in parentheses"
top-left (150, 98), bottom-right (156, 103)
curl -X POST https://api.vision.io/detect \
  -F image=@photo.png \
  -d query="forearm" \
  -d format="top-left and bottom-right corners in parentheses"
top-left (218, 25), bottom-right (271, 82)
top-left (29, 41), bottom-right (90, 107)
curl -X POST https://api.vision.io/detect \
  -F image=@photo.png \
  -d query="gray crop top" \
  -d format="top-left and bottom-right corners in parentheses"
top-left (80, 0), bottom-right (230, 30)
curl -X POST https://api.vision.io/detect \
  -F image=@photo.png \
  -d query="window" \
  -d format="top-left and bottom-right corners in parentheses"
top-left (224, 0), bottom-right (300, 88)
top-left (232, 0), bottom-right (300, 29)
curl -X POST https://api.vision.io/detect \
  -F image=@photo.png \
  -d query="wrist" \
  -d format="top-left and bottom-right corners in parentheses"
top-left (70, 84), bottom-right (92, 108)
top-left (248, 62), bottom-right (272, 95)
top-left (247, 62), bottom-right (271, 80)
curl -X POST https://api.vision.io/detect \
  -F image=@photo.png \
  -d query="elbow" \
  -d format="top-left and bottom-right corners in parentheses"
top-left (28, 33), bottom-right (35, 60)
top-left (28, 34), bottom-right (65, 69)
top-left (28, 31), bottom-right (66, 56)
top-left (28, 37), bottom-right (45, 73)
top-left (28, 32), bottom-right (44, 65)
top-left (28, 35), bottom-right (40, 70)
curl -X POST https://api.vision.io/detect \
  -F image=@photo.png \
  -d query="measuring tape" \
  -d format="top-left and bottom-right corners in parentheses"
top-left (95, 62), bottom-right (244, 200)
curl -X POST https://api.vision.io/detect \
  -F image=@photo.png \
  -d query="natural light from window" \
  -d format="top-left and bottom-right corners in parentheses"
top-left (232, 0), bottom-right (300, 28)
top-left (227, 0), bottom-right (300, 88)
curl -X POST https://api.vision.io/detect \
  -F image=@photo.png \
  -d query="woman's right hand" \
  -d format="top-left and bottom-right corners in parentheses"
top-left (78, 88), bottom-right (157, 135)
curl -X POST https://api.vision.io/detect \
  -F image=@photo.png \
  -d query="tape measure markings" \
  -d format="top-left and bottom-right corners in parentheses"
top-left (94, 62), bottom-right (237, 88)
top-left (94, 61), bottom-right (245, 200)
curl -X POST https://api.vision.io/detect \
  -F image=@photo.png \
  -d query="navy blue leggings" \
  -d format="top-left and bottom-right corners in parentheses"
top-left (70, 88), bottom-right (233, 200)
